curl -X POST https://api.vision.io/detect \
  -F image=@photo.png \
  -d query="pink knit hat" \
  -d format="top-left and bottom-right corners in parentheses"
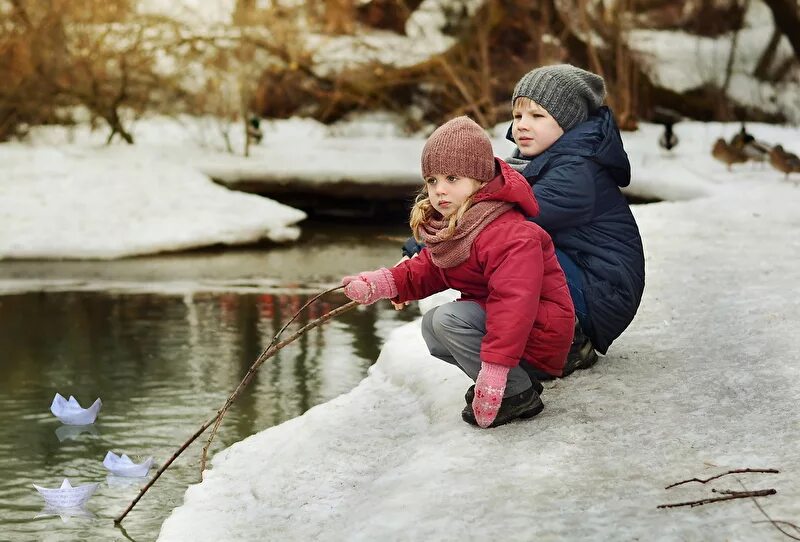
top-left (420, 116), bottom-right (496, 182)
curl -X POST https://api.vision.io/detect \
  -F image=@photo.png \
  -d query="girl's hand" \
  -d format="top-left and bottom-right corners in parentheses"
top-left (472, 362), bottom-right (510, 428)
top-left (342, 268), bottom-right (398, 305)
top-left (391, 255), bottom-right (411, 310)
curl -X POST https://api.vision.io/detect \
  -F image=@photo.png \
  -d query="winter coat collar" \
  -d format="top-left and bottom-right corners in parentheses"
top-left (473, 159), bottom-right (540, 218)
top-left (504, 106), bottom-right (632, 187)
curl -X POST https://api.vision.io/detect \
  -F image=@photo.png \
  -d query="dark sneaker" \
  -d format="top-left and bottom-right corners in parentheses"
top-left (464, 379), bottom-right (543, 405)
top-left (561, 323), bottom-right (599, 377)
top-left (462, 386), bottom-right (544, 428)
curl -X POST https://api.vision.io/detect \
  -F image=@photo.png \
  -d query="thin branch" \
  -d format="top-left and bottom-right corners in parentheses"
top-left (753, 521), bottom-right (800, 537)
top-left (740, 479), bottom-right (800, 540)
top-left (665, 468), bottom-right (779, 489)
top-left (115, 291), bottom-right (357, 524)
top-left (712, 488), bottom-right (769, 496)
top-left (9, 0), bottom-right (33, 29)
top-left (436, 57), bottom-right (489, 128)
top-left (199, 286), bottom-right (349, 470)
top-left (578, 0), bottom-right (606, 82)
top-left (657, 489), bottom-right (776, 509)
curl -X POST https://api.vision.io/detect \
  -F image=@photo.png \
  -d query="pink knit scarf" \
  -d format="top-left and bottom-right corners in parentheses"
top-left (418, 200), bottom-right (513, 268)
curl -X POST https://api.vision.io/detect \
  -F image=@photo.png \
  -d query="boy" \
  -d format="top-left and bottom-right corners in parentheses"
top-left (504, 64), bottom-right (645, 373)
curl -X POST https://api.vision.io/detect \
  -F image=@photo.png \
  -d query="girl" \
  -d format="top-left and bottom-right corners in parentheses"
top-left (342, 116), bottom-right (574, 428)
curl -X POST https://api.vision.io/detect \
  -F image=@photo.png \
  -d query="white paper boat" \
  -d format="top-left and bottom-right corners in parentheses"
top-left (33, 479), bottom-right (99, 509)
top-left (50, 393), bottom-right (102, 425)
top-left (102, 451), bottom-right (154, 477)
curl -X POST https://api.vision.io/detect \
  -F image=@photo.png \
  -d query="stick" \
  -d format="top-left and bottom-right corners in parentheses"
top-left (665, 468), bottom-right (779, 489)
top-left (657, 489), bottom-right (776, 509)
top-left (115, 292), bottom-right (358, 524)
top-left (753, 521), bottom-right (800, 538)
top-left (740, 479), bottom-right (800, 541)
top-left (200, 289), bottom-right (353, 470)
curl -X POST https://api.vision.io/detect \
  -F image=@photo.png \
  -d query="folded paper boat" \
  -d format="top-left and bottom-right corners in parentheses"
top-left (50, 393), bottom-right (101, 425)
top-left (33, 479), bottom-right (98, 509)
top-left (102, 451), bottom-right (154, 477)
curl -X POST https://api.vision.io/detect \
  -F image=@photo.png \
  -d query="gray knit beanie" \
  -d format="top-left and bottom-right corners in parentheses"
top-left (512, 64), bottom-right (606, 131)
top-left (421, 116), bottom-right (495, 182)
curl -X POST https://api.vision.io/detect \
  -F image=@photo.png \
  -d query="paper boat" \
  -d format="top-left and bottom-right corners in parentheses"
top-left (102, 451), bottom-right (154, 477)
top-left (33, 479), bottom-right (99, 509)
top-left (50, 393), bottom-right (101, 425)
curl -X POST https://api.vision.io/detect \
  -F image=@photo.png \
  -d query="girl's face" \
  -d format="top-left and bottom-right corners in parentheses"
top-left (425, 174), bottom-right (484, 218)
top-left (511, 97), bottom-right (564, 157)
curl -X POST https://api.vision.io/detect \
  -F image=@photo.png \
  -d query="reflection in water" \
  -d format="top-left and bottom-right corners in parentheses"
top-left (106, 474), bottom-right (146, 490)
top-left (55, 424), bottom-right (99, 442)
top-left (35, 505), bottom-right (96, 522)
top-left (0, 289), bottom-right (417, 541)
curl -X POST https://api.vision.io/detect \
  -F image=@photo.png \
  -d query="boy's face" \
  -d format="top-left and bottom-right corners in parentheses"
top-left (425, 174), bottom-right (484, 218)
top-left (511, 98), bottom-right (564, 157)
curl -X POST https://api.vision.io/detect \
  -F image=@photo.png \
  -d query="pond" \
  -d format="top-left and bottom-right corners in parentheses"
top-left (0, 221), bottom-right (417, 542)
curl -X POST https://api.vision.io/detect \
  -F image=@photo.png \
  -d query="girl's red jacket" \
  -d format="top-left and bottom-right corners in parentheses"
top-left (390, 159), bottom-right (575, 376)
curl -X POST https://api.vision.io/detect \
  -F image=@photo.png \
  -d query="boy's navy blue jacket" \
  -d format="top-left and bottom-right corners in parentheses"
top-left (507, 106), bottom-right (645, 353)
top-left (403, 106), bottom-right (645, 354)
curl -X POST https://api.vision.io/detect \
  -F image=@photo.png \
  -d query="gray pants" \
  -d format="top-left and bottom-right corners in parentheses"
top-left (421, 301), bottom-right (534, 397)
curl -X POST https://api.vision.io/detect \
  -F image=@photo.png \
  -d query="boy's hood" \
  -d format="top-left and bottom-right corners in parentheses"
top-left (504, 106), bottom-right (631, 187)
top-left (472, 159), bottom-right (540, 217)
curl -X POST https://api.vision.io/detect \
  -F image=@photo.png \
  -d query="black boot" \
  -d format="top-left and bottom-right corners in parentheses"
top-left (561, 319), bottom-right (598, 377)
top-left (462, 386), bottom-right (544, 428)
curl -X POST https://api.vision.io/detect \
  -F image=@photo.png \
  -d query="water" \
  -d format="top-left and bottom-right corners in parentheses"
top-left (0, 222), bottom-right (416, 541)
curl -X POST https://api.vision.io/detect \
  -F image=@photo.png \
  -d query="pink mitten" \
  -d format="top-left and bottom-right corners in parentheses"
top-left (472, 362), bottom-right (510, 428)
top-left (342, 268), bottom-right (398, 305)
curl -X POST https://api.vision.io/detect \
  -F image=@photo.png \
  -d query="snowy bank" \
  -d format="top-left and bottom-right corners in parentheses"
top-left (157, 123), bottom-right (800, 540)
top-left (0, 144), bottom-right (305, 260)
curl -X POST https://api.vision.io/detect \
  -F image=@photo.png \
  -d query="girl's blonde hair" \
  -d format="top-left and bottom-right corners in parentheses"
top-left (409, 184), bottom-right (477, 242)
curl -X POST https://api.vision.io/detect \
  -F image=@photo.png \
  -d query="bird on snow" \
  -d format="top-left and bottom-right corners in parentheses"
top-left (729, 123), bottom-right (769, 163)
top-left (768, 145), bottom-right (800, 179)
top-left (652, 106), bottom-right (682, 152)
top-left (712, 138), bottom-right (748, 171)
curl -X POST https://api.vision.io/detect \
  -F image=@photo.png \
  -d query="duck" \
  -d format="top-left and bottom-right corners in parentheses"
top-left (729, 123), bottom-right (769, 163)
top-left (768, 145), bottom-right (800, 179)
top-left (653, 106), bottom-right (682, 152)
top-left (659, 124), bottom-right (679, 151)
top-left (712, 138), bottom-right (748, 171)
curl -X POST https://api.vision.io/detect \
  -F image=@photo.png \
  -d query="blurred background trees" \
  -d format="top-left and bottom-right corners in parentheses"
top-left (1, 0), bottom-right (798, 144)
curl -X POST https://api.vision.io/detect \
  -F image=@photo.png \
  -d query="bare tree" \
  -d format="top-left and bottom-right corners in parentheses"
top-left (0, 0), bottom-right (186, 143)
top-left (761, 0), bottom-right (800, 61)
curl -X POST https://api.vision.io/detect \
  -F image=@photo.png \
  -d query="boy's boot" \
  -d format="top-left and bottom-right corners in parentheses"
top-left (561, 319), bottom-right (598, 376)
top-left (462, 386), bottom-right (544, 428)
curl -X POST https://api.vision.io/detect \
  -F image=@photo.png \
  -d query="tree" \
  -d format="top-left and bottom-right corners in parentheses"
top-left (761, 0), bottom-right (800, 61)
top-left (0, 0), bottom-right (185, 143)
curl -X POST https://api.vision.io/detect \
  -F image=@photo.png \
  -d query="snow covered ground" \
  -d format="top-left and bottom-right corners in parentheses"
top-left (146, 120), bottom-right (800, 541)
top-left (7, 111), bottom-right (787, 261)
top-left (0, 140), bottom-right (306, 260)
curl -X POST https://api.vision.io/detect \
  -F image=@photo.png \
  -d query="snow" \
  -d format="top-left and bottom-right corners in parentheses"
top-left (137, 0), bottom-right (236, 26)
top-left (152, 120), bottom-right (800, 540)
top-left (310, 0), bottom-right (485, 73)
top-left (627, 0), bottom-right (800, 123)
top-left (0, 143), bottom-right (306, 260)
